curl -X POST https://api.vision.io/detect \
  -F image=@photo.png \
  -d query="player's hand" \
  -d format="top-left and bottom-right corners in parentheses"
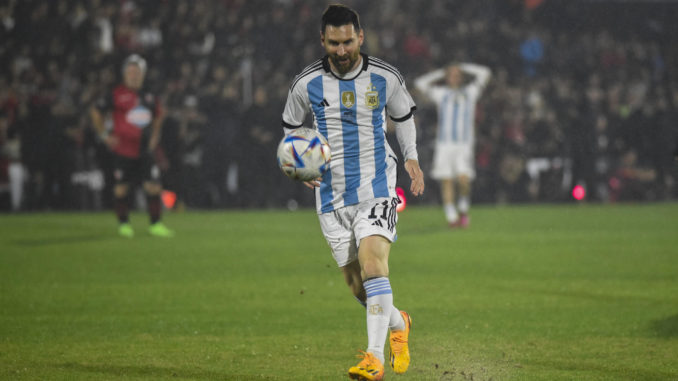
top-left (303, 178), bottom-right (322, 189)
top-left (104, 135), bottom-right (119, 150)
top-left (404, 159), bottom-right (425, 196)
top-left (148, 133), bottom-right (160, 152)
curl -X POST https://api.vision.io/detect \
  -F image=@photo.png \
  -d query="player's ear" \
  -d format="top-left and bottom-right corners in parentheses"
top-left (358, 29), bottom-right (364, 47)
top-left (320, 31), bottom-right (325, 47)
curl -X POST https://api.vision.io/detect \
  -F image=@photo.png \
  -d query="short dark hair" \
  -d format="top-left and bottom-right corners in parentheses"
top-left (321, 4), bottom-right (361, 34)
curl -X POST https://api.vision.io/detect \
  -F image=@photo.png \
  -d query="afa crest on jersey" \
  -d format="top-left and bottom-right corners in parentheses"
top-left (365, 91), bottom-right (379, 109)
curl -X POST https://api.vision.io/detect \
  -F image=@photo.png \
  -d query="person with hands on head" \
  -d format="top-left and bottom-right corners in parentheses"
top-left (415, 61), bottom-right (491, 228)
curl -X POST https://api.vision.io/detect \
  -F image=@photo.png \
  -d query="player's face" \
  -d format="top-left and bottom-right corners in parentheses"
top-left (124, 64), bottom-right (145, 90)
top-left (447, 66), bottom-right (462, 88)
top-left (321, 24), bottom-right (364, 75)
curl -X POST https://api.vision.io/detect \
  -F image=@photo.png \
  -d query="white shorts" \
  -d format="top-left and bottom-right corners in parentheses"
top-left (430, 143), bottom-right (475, 180)
top-left (318, 197), bottom-right (399, 267)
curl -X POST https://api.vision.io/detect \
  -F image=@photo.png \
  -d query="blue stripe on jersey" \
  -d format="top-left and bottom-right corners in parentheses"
top-left (339, 80), bottom-right (359, 206)
top-left (307, 76), bottom-right (334, 212)
top-left (438, 93), bottom-right (449, 143)
top-left (451, 96), bottom-right (459, 142)
top-left (370, 73), bottom-right (389, 198)
top-left (463, 90), bottom-right (471, 143)
top-left (364, 277), bottom-right (392, 298)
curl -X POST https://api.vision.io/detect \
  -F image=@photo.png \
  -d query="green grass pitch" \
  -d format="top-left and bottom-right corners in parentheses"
top-left (1, 203), bottom-right (677, 380)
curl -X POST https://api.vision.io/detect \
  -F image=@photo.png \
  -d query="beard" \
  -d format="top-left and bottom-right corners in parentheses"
top-left (330, 51), bottom-right (360, 75)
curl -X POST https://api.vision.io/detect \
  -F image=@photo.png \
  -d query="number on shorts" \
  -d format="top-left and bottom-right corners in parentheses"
top-left (368, 199), bottom-right (398, 232)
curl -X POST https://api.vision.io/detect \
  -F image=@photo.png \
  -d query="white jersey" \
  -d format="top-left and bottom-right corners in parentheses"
top-left (282, 54), bottom-right (416, 214)
top-left (415, 63), bottom-right (491, 146)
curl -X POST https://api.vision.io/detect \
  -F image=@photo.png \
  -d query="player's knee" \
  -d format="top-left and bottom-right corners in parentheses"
top-left (458, 176), bottom-right (471, 193)
top-left (144, 181), bottom-right (162, 195)
top-left (359, 256), bottom-right (389, 279)
top-left (114, 185), bottom-right (129, 198)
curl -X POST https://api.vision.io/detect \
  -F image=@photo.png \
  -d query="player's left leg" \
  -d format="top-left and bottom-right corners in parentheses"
top-left (141, 157), bottom-right (173, 237)
top-left (457, 174), bottom-right (472, 227)
top-left (143, 180), bottom-right (174, 237)
top-left (455, 145), bottom-right (475, 228)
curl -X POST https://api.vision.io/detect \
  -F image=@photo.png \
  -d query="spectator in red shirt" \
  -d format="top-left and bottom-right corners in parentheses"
top-left (90, 54), bottom-right (173, 238)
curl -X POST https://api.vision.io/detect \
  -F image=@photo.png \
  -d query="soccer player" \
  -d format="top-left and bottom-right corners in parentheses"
top-left (90, 54), bottom-right (173, 238)
top-left (414, 62), bottom-right (491, 228)
top-left (281, 5), bottom-right (424, 380)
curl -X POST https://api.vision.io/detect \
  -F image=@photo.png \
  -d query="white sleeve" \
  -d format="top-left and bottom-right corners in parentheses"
top-left (281, 82), bottom-right (309, 130)
top-left (386, 78), bottom-right (416, 123)
top-left (394, 117), bottom-right (418, 162)
top-left (414, 68), bottom-right (445, 94)
top-left (414, 68), bottom-right (447, 103)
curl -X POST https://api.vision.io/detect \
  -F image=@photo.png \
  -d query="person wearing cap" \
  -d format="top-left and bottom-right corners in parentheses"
top-left (90, 54), bottom-right (174, 238)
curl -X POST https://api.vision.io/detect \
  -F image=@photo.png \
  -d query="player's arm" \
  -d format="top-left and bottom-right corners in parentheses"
top-left (148, 102), bottom-right (166, 152)
top-left (459, 63), bottom-right (492, 90)
top-left (281, 80), bottom-right (319, 188)
top-left (413, 68), bottom-right (446, 96)
top-left (89, 98), bottom-right (117, 149)
top-left (388, 70), bottom-right (425, 196)
top-left (392, 116), bottom-right (424, 196)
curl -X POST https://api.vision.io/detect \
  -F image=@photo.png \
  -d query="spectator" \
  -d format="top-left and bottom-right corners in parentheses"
top-left (0, 0), bottom-right (675, 210)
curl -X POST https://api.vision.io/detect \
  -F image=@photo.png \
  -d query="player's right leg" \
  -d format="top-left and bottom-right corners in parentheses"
top-left (113, 155), bottom-right (135, 237)
top-left (143, 180), bottom-right (174, 237)
top-left (389, 310), bottom-right (411, 374)
top-left (432, 145), bottom-right (459, 227)
top-left (440, 178), bottom-right (459, 227)
top-left (113, 183), bottom-right (133, 238)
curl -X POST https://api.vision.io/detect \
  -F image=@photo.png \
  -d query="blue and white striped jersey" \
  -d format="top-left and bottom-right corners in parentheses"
top-left (282, 53), bottom-right (416, 214)
top-left (415, 63), bottom-right (491, 146)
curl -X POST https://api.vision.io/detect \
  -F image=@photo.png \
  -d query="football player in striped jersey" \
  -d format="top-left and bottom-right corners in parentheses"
top-left (281, 5), bottom-right (424, 380)
top-left (415, 62), bottom-right (491, 228)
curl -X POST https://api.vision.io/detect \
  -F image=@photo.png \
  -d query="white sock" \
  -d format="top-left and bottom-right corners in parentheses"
top-left (458, 196), bottom-right (470, 214)
top-left (444, 203), bottom-right (458, 223)
top-left (363, 277), bottom-right (393, 363)
top-left (357, 297), bottom-right (404, 331)
top-left (389, 306), bottom-right (405, 331)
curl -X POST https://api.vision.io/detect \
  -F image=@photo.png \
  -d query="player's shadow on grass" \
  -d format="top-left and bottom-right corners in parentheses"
top-left (650, 314), bottom-right (678, 338)
top-left (11, 234), bottom-right (110, 247)
top-left (56, 362), bottom-right (276, 380)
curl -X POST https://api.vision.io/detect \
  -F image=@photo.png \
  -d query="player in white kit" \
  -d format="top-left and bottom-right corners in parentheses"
top-left (415, 62), bottom-right (491, 228)
top-left (281, 5), bottom-right (424, 380)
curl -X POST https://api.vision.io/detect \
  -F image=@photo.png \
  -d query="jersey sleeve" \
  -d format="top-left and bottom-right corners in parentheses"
top-left (281, 82), bottom-right (309, 129)
top-left (414, 68), bottom-right (446, 104)
top-left (386, 78), bottom-right (416, 122)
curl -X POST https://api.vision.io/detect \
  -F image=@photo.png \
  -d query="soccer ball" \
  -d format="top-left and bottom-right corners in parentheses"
top-left (277, 127), bottom-right (331, 181)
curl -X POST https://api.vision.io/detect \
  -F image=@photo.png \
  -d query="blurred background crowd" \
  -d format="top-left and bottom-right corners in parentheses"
top-left (0, 0), bottom-right (676, 211)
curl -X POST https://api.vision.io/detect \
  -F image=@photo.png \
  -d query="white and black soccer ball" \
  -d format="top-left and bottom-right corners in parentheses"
top-left (277, 127), bottom-right (331, 182)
